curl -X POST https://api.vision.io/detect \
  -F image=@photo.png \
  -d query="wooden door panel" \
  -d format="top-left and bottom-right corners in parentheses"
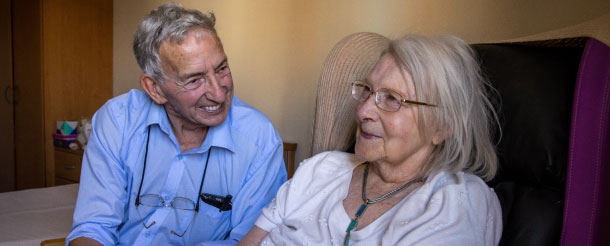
top-left (42, 0), bottom-right (113, 186)
top-left (13, 0), bottom-right (45, 189)
top-left (0, 0), bottom-right (15, 192)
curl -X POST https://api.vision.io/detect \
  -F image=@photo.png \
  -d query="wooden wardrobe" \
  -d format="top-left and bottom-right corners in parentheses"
top-left (0, 0), bottom-right (112, 191)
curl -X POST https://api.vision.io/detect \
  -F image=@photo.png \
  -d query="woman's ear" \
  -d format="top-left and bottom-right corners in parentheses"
top-left (431, 129), bottom-right (449, 145)
top-left (140, 74), bottom-right (168, 105)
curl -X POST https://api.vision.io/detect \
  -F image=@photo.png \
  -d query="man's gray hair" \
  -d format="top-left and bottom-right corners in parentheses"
top-left (133, 2), bottom-right (217, 83)
top-left (389, 34), bottom-right (500, 181)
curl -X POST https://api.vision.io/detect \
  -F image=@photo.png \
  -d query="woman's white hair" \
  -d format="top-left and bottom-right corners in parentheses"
top-left (389, 34), bottom-right (499, 181)
top-left (133, 2), bottom-right (217, 83)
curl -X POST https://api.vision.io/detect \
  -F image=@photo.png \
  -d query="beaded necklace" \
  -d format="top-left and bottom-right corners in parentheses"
top-left (343, 163), bottom-right (421, 246)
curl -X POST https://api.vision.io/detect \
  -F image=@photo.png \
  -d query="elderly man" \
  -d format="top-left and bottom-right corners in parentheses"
top-left (67, 3), bottom-right (286, 245)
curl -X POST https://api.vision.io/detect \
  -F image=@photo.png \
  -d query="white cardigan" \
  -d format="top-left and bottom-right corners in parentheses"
top-left (255, 151), bottom-right (502, 246)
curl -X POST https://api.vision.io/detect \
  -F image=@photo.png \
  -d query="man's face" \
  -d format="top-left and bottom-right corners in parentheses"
top-left (156, 30), bottom-right (233, 129)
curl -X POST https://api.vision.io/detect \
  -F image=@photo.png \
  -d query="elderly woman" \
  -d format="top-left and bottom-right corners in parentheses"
top-left (240, 34), bottom-right (502, 245)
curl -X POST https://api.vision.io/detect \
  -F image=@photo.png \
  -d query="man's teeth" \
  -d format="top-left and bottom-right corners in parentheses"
top-left (202, 104), bottom-right (220, 111)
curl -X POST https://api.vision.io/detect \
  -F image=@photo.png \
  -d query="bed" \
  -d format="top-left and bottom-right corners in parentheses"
top-left (0, 142), bottom-right (298, 246)
top-left (0, 184), bottom-right (78, 246)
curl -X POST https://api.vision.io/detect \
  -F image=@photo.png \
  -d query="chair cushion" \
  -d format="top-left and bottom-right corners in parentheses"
top-left (472, 43), bottom-right (584, 245)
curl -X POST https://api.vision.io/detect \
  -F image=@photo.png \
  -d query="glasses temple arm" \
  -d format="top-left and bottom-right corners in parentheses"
top-left (402, 99), bottom-right (437, 107)
top-left (135, 125), bottom-right (152, 206)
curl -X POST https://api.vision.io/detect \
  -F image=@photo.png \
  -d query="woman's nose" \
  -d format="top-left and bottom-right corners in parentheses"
top-left (355, 93), bottom-right (378, 122)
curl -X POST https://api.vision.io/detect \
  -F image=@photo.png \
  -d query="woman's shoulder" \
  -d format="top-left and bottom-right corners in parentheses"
top-left (266, 151), bottom-right (363, 217)
top-left (431, 171), bottom-right (486, 186)
top-left (401, 171), bottom-right (501, 219)
top-left (290, 151), bottom-right (363, 183)
top-left (300, 151), bottom-right (363, 170)
top-left (388, 171), bottom-right (502, 245)
top-left (421, 171), bottom-right (497, 202)
top-left (306, 151), bottom-right (361, 165)
top-left (412, 171), bottom-right (502, 228)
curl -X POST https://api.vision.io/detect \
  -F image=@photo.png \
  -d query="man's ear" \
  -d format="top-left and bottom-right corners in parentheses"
top-left (140, 74), bottom-right (168, 105)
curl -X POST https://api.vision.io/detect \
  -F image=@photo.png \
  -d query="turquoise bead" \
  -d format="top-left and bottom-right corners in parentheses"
top-left (346, 220), bottom-right (357, 232)
top-left (344, 203), bottom-right (370, 245)
top-left (356, 204), bottom-right (367, 217)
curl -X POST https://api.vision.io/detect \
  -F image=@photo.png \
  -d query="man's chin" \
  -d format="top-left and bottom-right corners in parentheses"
top-left (196, 111), bottom-right (229, 127)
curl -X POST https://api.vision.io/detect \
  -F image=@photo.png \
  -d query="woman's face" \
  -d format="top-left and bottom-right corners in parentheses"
top-left (355, 53), bottom-right (436, 168)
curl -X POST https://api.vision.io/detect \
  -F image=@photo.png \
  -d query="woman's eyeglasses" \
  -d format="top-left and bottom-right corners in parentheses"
top-left (351, 81), bottom-right (436, 112)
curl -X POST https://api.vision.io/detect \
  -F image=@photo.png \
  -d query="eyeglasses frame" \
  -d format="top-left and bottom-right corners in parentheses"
top-left (351, 81), bottom-right (436, 112)
top-left (134, 125), bottom-right (212, 237)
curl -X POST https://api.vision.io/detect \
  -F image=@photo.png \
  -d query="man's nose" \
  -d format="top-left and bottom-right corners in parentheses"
top-left (204, 75), bottom-right (226, 102)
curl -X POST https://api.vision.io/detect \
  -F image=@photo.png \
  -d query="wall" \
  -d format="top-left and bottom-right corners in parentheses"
top-left (114, 0), bottom-right (610, 165)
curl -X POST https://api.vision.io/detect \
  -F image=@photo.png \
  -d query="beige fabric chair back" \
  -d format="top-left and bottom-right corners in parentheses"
top-left (311, 32), bottom-right (389, 155)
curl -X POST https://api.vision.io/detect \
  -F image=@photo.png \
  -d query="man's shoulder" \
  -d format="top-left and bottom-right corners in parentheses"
top-left (228, 96), bottom-right (280, 143)
top-left (99, 89), bottom-right (153, 120)
top-left (104, 89), bottom-right (151, 110)
top-left (93, 89), bottom-right (153, 134)
top-left (229, 96), bottom-right (273, 127)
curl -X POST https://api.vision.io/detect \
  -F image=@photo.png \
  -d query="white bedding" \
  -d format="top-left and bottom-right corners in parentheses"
top-left (0, 184), bottom-right (78, 246)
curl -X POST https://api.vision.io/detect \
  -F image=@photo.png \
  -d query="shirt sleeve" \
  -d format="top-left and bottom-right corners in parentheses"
top-left (254, 151), bottom-right (345, 232)
top-left (253, 179), bottom-right (290, 232)
top-left (66, 101), bottom-right (128, 246)
top-left (201, 136), bottom-right (287, 245)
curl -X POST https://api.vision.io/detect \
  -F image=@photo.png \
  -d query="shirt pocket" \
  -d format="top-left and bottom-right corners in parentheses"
top-left (199, 201), bottom-right (232, 219)
top-left (189, 202), bottom-right (232, 240)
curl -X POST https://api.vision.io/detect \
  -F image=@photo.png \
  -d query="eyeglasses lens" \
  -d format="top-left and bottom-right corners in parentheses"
top-left (352, 83), bottom-right (369, 101)
top-left (136, 194), bottom-right (197, 237)
top-left (139, 194), bottom-right (164, 207)
top-left (172, 197), bottom-right (196, 210)
top-left (376, 90), bottom-right (402, 112)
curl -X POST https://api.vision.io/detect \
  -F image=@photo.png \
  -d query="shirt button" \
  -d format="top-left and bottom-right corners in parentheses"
top-left (145, 231), bottom-right (152, 237)
top-left (177, 155), bottom-right (183, 160)
top-left (164, 195), bottom-right (170, 201)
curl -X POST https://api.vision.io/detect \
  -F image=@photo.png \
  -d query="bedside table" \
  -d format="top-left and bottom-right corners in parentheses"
top-left (54, 147), bottom-right (83, 185)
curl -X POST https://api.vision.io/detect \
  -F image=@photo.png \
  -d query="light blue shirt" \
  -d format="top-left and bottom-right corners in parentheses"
top-left (67, 90), bottom-right (287, 245)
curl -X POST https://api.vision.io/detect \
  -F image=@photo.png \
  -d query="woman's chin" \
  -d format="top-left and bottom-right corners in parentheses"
top-left (354, 144), bottom-right (384, 163)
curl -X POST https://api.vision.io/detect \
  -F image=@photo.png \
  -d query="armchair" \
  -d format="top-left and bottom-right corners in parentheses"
top-left (311, 27), bottom-right (609, 245)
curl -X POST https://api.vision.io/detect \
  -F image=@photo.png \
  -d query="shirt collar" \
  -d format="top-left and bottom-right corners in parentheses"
top-left (145, 102), bottom-right (170, 134)
top-left (145, 100), bottom-right (235, 153)
top-left (202, 109), bottom-right (235, 153)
